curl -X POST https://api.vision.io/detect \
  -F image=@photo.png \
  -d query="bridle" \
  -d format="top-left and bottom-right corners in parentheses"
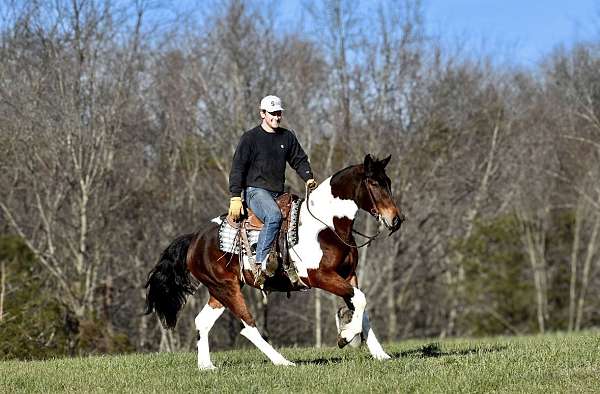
top-left (362, 178), bottom-right (383, 220)
top-left (305, 178), bottom-right (384, 249)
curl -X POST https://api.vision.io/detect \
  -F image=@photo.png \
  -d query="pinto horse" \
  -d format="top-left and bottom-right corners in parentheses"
top-left (144, 154), bottom-right (404, 369)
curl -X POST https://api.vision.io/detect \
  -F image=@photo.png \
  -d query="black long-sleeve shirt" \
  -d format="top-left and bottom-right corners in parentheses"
top-left (229, 125), bottom-right (313, 196)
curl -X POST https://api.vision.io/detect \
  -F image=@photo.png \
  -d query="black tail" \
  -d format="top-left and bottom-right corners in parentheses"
top-left (144, 233), bottom-right (196, 329)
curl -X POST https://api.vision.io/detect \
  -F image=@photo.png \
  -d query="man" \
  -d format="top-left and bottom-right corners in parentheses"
top-left (228, 95), bottom-right (317, 287)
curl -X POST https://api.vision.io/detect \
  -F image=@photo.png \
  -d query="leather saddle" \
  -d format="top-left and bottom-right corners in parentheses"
top-left (226, 193), bottom-right (295, 231)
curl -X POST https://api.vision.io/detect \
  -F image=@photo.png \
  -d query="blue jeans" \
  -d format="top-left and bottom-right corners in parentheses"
top-left (245, 187), bottom-right (282, 263)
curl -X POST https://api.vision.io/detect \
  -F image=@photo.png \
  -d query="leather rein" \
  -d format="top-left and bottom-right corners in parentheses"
top-left (305, 178), bottom-right (382, 249)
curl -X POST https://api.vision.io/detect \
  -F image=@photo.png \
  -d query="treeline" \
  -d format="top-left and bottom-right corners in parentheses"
top-left (1, 0), bottom-right (599, 360)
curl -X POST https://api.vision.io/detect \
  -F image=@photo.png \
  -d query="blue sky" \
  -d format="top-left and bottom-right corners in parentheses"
top-left (274, 0), bottom-right (600, 66)
top-left (425, 0), bottom-right (599, 65)
top-left (156, 0), bottom-right (599, 66)
top-left (3, 0), bottom-right (597, 66)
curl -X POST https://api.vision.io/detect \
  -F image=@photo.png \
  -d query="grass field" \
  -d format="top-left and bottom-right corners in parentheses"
top-left (1, 331), bottom-right (599, 393)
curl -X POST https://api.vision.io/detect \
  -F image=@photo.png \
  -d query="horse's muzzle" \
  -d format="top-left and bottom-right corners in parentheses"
top-left (387, 213), bottom-right (405, 235)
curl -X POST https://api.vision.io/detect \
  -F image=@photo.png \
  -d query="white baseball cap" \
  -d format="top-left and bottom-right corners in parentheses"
top-left (259, 95), bottom-right (285, 112)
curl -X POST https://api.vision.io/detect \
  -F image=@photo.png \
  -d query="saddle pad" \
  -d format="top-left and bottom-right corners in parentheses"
top-left (217, 198), bottom-right (304, 255)
top-left (218, 218), bottom-right (259, 254)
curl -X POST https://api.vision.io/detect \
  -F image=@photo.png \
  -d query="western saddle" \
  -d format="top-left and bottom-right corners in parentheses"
top-left (226, 193), bottom-right (307, 288)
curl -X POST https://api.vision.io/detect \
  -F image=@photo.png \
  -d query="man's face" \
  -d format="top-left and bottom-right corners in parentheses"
top-left (261, 110), bottom-right (282, 129)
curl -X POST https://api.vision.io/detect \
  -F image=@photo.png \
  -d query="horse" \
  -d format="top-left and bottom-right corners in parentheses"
top-left (144, 154), bottom-right (405, 369)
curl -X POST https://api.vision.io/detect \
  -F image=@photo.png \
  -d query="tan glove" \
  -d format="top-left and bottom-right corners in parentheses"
top-left (228, 197), bottom-right (243, 221)
top-left (306, 178), bottom-right (317, 192)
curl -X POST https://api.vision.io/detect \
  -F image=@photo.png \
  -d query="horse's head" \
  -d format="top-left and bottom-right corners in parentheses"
top-left (359, 154), bottom-right (405, 234)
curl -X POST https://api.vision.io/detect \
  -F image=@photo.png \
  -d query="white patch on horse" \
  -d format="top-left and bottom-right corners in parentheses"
top-left (289, 177), bottom-right (358, 276)
top-left (211, 216), bottom-right (223, 225)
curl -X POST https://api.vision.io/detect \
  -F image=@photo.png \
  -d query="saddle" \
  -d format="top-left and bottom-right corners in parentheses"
top-left (226, 193), bottom-right (306, 288)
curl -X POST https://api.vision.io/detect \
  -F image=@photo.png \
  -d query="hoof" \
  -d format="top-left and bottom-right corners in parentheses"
top-left (274, 359), bottom-right (296, 366)
top-left (337, 334), bottom-right (349, 349)
top-left (372, 352), bottom-right (391, 361)
top-left (337, 332), bottom-right (361, 349)
top-left (198, 364), bottom-right (217, 371)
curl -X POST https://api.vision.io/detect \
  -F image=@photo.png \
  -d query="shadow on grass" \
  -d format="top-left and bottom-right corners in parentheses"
top-left (294, 343), bottom-right (506, 365)
top-left (218, 343), bottom-right (507, 367)
top-left (390, 342), bottom-right (507, 359)
top-left (218, 356), bottom-right (345, 367)
top-left (294, 357), bottom-right (345, 366)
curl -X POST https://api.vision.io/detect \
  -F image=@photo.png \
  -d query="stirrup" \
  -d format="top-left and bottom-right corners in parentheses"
top-left (285, 266), bottom-right (309, 290)
top-left (252, 263), bottom-right (265, 289)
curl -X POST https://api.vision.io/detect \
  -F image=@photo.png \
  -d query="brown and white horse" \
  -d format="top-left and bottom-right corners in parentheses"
top-left (144, 154), bottom-right (404, 369)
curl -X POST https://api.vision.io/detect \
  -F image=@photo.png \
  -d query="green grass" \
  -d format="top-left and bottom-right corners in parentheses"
top-left (1, 332), bottom-right (599, 393)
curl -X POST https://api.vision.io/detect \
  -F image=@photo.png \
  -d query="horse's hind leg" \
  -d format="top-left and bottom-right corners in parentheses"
top-left (240, 322), bottom-right (295, 366)
top-left (213, 284), bottom-right (295, 366)
top-left (361, 311), bottom-right (391, 360)
top-left (195, 296), bottom-right (225, 370)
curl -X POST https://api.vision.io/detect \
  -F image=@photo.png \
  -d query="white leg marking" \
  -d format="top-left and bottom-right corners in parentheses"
top-left (195, 304), bottom-right (225, 370)
top-left (240, 322), bottom-right (295, 366)
top-left (340, 287), bottom-right (366, 342)
top-left (362, 311), bottom-right (391, 360)
top-left (335, 308), bottom-right (361, 348)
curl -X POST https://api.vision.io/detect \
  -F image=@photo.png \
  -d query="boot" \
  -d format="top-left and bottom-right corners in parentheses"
top-left (265, 249), bottom-right (278, 277)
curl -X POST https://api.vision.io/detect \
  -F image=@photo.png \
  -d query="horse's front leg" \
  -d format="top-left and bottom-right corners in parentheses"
top-left (310, 271), bottom-right (366, 345)
top-left (346, 274), bottom-right (391, 360)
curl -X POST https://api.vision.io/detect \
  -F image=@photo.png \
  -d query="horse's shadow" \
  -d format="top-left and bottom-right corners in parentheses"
top-left (390, 342), bottom-right (507, 359)
top-left (295, 356), bottom-right (345, 366)
top-left (295, 342), bottom-right (507, 365)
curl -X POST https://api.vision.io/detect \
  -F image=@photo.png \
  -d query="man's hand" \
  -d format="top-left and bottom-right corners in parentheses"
top-left (306, 179), bottom-right (317, 192)
top-left (228, 197), bottom-right (244, 221)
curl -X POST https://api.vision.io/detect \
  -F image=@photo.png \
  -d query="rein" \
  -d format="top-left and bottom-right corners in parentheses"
top-left (304, 179), bottom-right (382, 249)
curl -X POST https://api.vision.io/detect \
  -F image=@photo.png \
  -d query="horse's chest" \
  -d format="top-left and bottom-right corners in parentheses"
top-left (289, 183), bottom-right (359, 276)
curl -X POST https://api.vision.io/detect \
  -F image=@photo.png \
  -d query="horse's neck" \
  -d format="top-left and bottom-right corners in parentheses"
top-left (304, 177), bottom-right (359, 227)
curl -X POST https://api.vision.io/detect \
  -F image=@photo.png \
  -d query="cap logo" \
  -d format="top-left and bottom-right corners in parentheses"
top-left (271, 101), bottom-right (275, 106)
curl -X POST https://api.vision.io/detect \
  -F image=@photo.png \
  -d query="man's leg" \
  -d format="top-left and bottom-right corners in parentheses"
top-left (246, 187), bottom-right (282, 272)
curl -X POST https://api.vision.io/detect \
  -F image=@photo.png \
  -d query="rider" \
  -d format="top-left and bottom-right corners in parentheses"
top-left (228, 95), bottom-right (317, 287)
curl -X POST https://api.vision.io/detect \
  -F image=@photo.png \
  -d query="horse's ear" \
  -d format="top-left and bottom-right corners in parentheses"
top-left (364, 154), bottom-right (374, 176)
top-left (381, 155), bottom-right (391, 168)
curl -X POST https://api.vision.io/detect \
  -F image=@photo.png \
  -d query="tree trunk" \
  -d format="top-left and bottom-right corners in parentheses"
top-left (575, 209), bottom-right (600, 330)
top-left (523, 222), bottom-right (547, 333)
top-left (386, 256), bottom-right (397, 341)
top-left (0, 260), bottom-right (5, 321)
top-left (315, 290), bottom-right (322, 348)
top-left (568, 200), bottom-right (583, 331)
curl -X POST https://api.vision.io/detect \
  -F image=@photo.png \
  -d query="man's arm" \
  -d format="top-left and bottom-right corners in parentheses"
top-left (286, 131), bottom-right (313, 182)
